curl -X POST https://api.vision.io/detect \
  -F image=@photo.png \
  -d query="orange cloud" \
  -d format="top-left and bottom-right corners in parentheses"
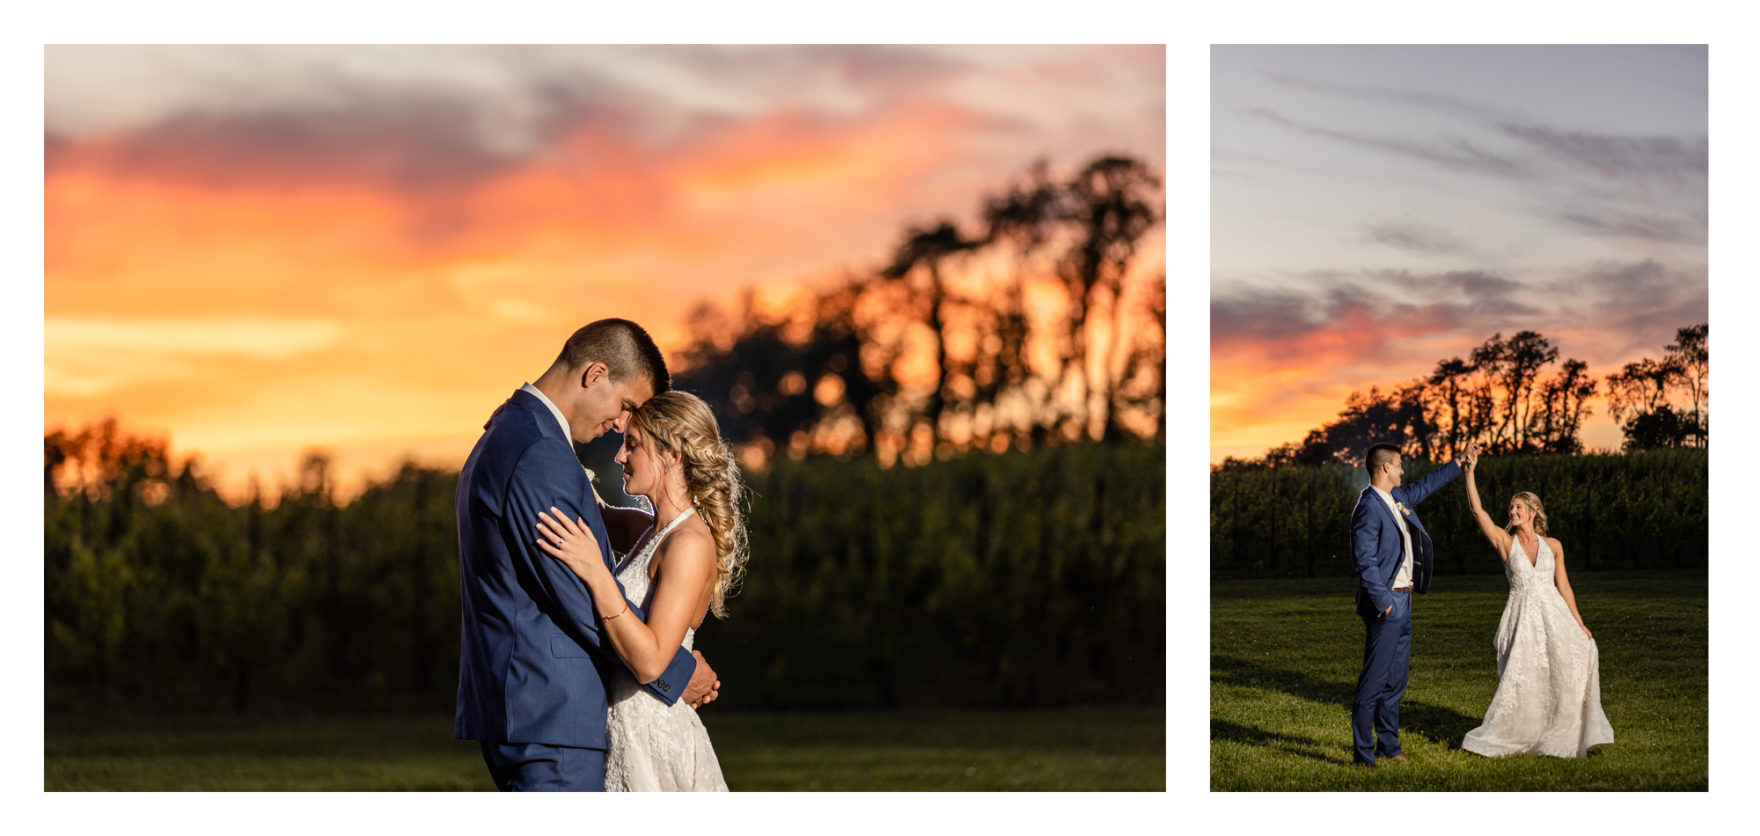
top-left (46, 90), bottom-right (1160, 499)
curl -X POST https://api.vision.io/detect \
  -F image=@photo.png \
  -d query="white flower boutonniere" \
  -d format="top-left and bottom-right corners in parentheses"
top-left (1396, 501), bottom-right (1411, 517)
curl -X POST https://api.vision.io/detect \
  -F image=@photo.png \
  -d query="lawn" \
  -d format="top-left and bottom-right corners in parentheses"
top-left (1211, 570), bottom-right (1706, 791)
top-left (44, 707), bottom-right (1164, 791)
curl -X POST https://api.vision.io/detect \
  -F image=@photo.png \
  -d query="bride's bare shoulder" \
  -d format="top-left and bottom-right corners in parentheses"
top-left (654, 520), bottom-right (716, 576)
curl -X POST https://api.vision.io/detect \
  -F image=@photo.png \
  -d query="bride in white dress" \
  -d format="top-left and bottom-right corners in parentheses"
top-left (1458, 451), bottom-right (1613, 758)
top-left (537, 390), bottom-right (747, 790)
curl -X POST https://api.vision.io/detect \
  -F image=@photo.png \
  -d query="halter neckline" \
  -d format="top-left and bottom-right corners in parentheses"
top-left (653, 506), bottom-right (697, 538)
top-left (616, 506), bottom-right (696, 574)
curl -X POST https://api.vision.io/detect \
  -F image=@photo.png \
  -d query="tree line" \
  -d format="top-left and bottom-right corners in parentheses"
top-left (1211, 449), bottom-right (1707, 579)
top-left (44, 419), bottom-right (1164, 714)
top-left (668, 154), bottom-right (1165, 469)
top-left (1224, 324), bottom-right (1708, 470)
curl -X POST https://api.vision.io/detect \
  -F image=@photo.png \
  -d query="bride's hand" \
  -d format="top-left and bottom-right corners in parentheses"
top-left (1580, 622), bottom-right (1593, 641)
top-left (536, 508), bottom-right (606, 576)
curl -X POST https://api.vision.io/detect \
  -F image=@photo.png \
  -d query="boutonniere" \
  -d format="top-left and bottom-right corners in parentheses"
top-left (1396, 501), bottom-right (1411, 517)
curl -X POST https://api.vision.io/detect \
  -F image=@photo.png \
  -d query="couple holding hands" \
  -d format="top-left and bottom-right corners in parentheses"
top-left (1351, 441), bottom-right (1614, 767)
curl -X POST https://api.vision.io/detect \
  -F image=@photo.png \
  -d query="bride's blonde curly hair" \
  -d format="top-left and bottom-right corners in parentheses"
top-left (629, 390), bottom-right (749, 619)
top-left (1506, 491), bottom-right (1549, 537)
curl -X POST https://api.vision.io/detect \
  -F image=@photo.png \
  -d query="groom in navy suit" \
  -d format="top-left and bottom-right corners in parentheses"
top-left (456, 319), bottom-right (719, 791)
top-left (1350, 441), bottom-right (1471, 767)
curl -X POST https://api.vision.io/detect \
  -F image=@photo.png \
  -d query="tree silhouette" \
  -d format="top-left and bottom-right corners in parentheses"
top-left (1532, 358), bottom-right (1596, 453)
top-left (1501, 330), bottom-right (1558, 451)
top-left (1604, 323), bottom-right (1708, 450)
top-left (1426, 357), bottom-right (1472, 460)
top-left (1059, 156), bottom-right (1162, 442)
top-left (978, 159), bottom-right (1065, 446)
top-left (1665, 324), bottom-right (1708, 446)
top-left (881, 219), bottom-right (980, 449)
top-left (1243, 323), bottom-right (1708, 465)
top-left (661, 153), bottom-right (1165, 465)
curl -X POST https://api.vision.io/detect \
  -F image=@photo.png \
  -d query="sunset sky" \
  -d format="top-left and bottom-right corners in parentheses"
top-left (43, 44), bottom-right (1166, 498)
top-left (1211, 45), bottom-right (1708, 462)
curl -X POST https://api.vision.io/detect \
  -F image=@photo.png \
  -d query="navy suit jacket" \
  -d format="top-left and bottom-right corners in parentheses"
top-left (1350, 462), bottom-right (1461, 619)
top-left (455, 388), bottom-right (697, 749)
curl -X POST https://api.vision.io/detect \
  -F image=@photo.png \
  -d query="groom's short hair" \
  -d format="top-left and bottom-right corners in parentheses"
top-left (556, 319), bottom-right (671, 393)
top-left (1365, 443), bottom-right (1401, 473)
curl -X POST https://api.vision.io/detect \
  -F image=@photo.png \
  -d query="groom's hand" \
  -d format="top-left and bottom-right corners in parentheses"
top-left (683, 649), bottom-right (721, 709)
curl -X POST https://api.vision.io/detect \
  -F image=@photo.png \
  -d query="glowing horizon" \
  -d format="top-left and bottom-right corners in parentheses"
top-left (44, 45), bottom-right (1167, 501)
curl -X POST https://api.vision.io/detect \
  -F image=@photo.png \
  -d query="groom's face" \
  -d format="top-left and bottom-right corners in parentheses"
top-left (1385, 456), bottom-right (1404, 485)
top-left (572, 370), bottom-right (656, 442)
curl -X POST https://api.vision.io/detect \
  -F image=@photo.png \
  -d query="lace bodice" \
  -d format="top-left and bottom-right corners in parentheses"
top-left (1505, 535), bottom-right (1554, 593)
top-left (614, 507), bottom-right (696, 650)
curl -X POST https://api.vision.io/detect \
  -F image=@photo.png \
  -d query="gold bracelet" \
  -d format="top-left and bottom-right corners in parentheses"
top-left (602, 601), bottom-right (628, 622)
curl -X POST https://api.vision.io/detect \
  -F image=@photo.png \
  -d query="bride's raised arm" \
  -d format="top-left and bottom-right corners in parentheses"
top-left (1464, 448), bottom-right (1511, 561)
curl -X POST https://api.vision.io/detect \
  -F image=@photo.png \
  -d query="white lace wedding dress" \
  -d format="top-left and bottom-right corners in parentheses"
top-left (1461, 536), bottom-right (1614, 758)
top-left (603, 508), bottom-right (729, 791)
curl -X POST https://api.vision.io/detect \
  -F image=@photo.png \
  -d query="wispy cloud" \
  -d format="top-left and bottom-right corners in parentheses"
top-left (45, 316), bottom-right (345, 396)
top-left (1247, 105), bottom-right (1707, 251)
top-left (1247, 108), bottom-right (1530, 179)
top-left (1499, 122), bottom-right (1707, 179)
top-left (1545, 259), bottom-right (1709, 356)
top-left (1212, 258), bottom-right (1707, 414)
top-left (1263, 71), bottom-right (1520, 123)
top-left (1553, 210), bottom-right (1705, 246)
top-left (46, 316), bottom-right (343, 356)
top-left (1365, 223), bottom-right (1467, 256)
top-left (1211, 267), bottom-right (1539, 354)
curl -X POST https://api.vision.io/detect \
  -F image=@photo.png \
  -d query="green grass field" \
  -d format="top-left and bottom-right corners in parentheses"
top-left (45, 707), bottom-right (1164, 791)
top-left (1211, 570), bottom-right (1706, 790)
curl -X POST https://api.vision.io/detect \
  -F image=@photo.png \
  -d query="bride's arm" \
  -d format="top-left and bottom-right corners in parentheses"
top-left (1463, 452), bottom-right (1510, 560)
top-left (1551, 538), bottom-right (1593, 640)
top-left (538, 509), bottom-right (715, 684)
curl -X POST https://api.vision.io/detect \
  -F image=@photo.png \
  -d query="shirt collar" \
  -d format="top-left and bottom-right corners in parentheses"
top-left (520, 382), bottom-right (572, 441)
top-left (1370, 484), bottom-right (1397, 507)
top-left (522, 383), bottom-right (609, 508)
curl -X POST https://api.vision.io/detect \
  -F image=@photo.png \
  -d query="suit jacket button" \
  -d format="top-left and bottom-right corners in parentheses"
top-left (657, 679), bottom-right (670, 691)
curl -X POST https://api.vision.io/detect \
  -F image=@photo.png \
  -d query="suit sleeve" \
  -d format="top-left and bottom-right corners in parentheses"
top-left (1401, 461), bottom-right (1462, 507)
top-left (506, 443), bottom-right (698, 706)
top-left (1351, 499), bottom-right (1393, 614)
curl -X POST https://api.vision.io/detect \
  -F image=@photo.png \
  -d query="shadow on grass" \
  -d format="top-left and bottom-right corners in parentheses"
top-left (1210, 719), bottom-right (1352, 766)
top-left (1212, 654), bottom-right (1481, 755)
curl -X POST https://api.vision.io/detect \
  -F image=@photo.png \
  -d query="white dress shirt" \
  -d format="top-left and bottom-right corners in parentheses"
top-left (1371, 485), bottom-right (1414, 589)
top-left (521, 382), bottom-right (607, 508)
top-left (521, 382), bottom-right (572, 440)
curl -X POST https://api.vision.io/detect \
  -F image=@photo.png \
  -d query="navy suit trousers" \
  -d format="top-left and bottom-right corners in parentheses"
top-left (1352, 590), bottom-right (1412, 764)
top-left (481, 741), bottom-right (606, 791)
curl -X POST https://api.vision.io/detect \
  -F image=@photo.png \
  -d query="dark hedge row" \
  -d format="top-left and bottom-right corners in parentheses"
top-left (45, 444), bottom-right (1166, 715)
top-left (1210, 449), bottom-right (1707, 580)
